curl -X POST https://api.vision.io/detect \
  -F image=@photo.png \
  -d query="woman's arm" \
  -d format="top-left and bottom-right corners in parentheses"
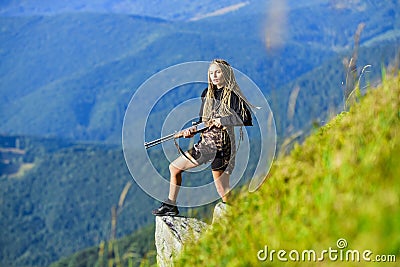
top-left (196, 88), bottom-right (208, 124)
top-left (219, 92), bottom-right (253, 126)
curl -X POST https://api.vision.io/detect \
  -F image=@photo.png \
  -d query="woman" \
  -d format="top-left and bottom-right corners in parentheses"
top-left (152, 59), bottom-right (253, 216)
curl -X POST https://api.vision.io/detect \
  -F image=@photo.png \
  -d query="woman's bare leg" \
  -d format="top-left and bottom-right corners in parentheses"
top-left (212, 170), bottom-right (230, 202)
top-left (168, 154), bottom-right (199, 203)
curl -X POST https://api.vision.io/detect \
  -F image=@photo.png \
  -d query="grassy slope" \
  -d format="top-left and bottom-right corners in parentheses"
top-left (177, 74), bottom-right (400, 266)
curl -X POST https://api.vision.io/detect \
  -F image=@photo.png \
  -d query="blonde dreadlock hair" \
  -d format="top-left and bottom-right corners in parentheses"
top-left (202, 59), bottom-right (254, 122)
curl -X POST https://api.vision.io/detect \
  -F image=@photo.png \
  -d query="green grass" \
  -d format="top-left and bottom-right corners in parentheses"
top-left (176, 74), bottom-right (400, 266)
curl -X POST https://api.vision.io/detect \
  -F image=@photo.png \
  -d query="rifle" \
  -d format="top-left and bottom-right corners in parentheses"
top-left (144, 122), bottom-right (209, 149)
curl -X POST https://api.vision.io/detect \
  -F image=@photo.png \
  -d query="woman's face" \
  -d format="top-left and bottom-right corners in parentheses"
top-left (209, 63), bottom-right (225, 89)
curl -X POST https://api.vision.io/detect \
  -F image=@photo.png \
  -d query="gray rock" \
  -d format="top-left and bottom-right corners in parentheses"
top-left (155, 216), bottom-right (208, 267)
top-left (155, 203), bottom-right (230, 266)
top-left (212, 202), bottom-right (230, 224)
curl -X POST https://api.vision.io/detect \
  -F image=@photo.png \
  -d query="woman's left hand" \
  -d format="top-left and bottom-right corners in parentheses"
top-left (211, 118), bottom-right (222, 128)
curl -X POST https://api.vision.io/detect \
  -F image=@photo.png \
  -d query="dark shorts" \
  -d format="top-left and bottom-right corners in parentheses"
top-left (187, 142), bottom-right (235, 174)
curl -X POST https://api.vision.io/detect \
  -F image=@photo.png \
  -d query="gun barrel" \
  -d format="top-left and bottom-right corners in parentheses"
top-left (144, 133), bottom-right (176, 149)
top-left (144, 122), bottom-right (208, 149)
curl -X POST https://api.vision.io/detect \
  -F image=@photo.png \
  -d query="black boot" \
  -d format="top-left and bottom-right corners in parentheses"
top-left (152, 200), bottom-right (179, 216)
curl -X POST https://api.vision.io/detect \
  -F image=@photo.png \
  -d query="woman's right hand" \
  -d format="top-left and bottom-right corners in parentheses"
top-left (182, 126), bottom-right (196, 138)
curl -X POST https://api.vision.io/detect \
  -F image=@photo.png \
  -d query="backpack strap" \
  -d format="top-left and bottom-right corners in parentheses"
top-left (173, 138), bottom-right (199, 166)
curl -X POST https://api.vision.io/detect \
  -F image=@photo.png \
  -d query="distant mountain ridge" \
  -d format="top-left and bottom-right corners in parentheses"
top-left (0, 0), bottom-right (380, 21)
top-left (0, 0), bottom-right (251, 20)
top-left (1, 0), bottom-right (398, 144)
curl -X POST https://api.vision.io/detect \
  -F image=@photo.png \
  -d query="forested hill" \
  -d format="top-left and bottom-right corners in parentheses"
top-left (0, 0), bottom-right (399, 143)
top-left (0, 135), bottom-right (156, 266)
